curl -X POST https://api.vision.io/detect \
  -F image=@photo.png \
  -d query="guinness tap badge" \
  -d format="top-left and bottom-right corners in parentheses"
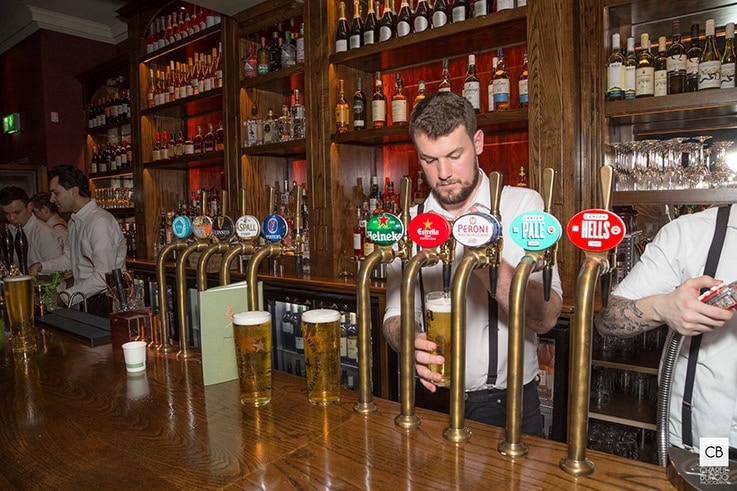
top-left (211, 215), bottom-right (235, 241)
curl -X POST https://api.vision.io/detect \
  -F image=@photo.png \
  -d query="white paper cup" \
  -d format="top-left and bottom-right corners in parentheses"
top-left (122, 341), bottom-right (147, 373)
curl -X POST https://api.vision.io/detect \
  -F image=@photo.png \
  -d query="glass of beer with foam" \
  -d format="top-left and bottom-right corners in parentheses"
top-left (233, 310), bottom-right (272, 406)
top-left (301, 308), bottom-right (341, 405)
top-left (425, 291), bottom-right (451, 387)
top-left (3, 275), bottom-right (37, 353)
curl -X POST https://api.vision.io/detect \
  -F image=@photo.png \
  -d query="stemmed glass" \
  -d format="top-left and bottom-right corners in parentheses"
top-left (662, 137), bottom-right (688, 189)
top-left (708, 140), bottom-right (735, 187)
top-left (608, 142), bottom-right (632, 191)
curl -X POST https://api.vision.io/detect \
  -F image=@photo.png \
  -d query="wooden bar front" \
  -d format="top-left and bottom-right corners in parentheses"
top-left (0, 330), bottom-right (673, 489)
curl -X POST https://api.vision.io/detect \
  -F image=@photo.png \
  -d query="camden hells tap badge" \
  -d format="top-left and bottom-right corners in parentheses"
top-left (409, 212), bottom-right (451, 248)
top-left (366, 213), bottom-right (404, 247)
top-left (566, 209), bottom-right (625, 252)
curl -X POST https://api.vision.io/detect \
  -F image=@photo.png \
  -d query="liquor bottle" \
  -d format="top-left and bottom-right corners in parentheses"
top-left (292, 89), bottom-right (306, 139)
top-left (336, 79), bottom-right (350, 133)
top-left (257, 36), bottom-right (270, 75)
top-left (722, 22), bottom-right (736, 89)
top-left (492, 48), bottom-right (511, 111)
top-left (473, 0), bottom-right (488, 17)
top-left (296, 21), bottom-right (305, 64)
top-left (415, 0), bottom-right (431, 32)
top-left (686, 23), bottom-right (702, 92)
top-left (336, 1), bottom-right (350, 53)
top-left (463, 54), bottom-right (481, 112)
top-left (391, 72), bottom-right (408, 125)
top-left (125, 139), bottom-right (133, 167)
top-left (146, 23), bottom-right (156, 54)
top-left (279, 104), bottom-right (292, 141)
top-left (353, 206), bottom-right (364, 260)
top-left (438, 58), bottom-right (452, 92)
top-left (193, 125), bottom-right (204, 153)
top-left (167, 132), bottom-right (176, 160)
top-left (361, 200), bottom-right (373, 257)
top-left (414, 79), bottom-right (427, 108)
top-left (654, 36), bottom-right (668, 97)
top-left (293, 303), bottom-right (304, 355)
top-left (624, 36), bottom-right (637, 100)
top-left (519, 49), bottom-right (529, 108)
top-left (496, 0), bottom-right (514, 10)
top-left (452, 0), bottom-right (469, 23)
top-left (379, 0), bottom-right (397, 42)
top-left (667, 20), bottom-right (686, 94)
top-left (215, 121), bottom-right (225, 150)
top-left (349, 0), bottom-right (364, 49)
top-left (383, 179), bottom-right (400, 214)
top-left (368, 175), bottom-right (381, 214)
top-left (90, 149), bottom-right (98, 174)
top-left (486, 57), bottom-right (497, 112)
top-left (203, 124), bottom-right (215, 152)
top-left (281, 30), bottom-right (296, 68)
top-left (698, 19), bottom-right (721, 90)
top-left (152, 133), bottom-right (161, 161)
top-left (432, 0), bottom-right (449, 29)
top-left (281, 302), bottom-right (294, 351)
top-left (414, 170), bottom-right (428, 205)
top-left (340, 312), bottom-right (349, 361)
top-left (635, 32), bottom-right (654, 98)
top-left (371, 72), bottom-right (387, 128)
top-left (353, 78), bottom-right (367, 130)
top-left (364, 1), bottom-right (379, 46)
top-left (161, 131), bottom-right (170, 159)
top-left (396, 0), bottom-right (413, 37)
top-left (243, 41), bottom-right (258, 78)
top-left (606, 33), bottom-right (625, 101)
top-left (347, 312), bottom-right (358, 362)
top-left (269, 31), bottom-right (281, 72)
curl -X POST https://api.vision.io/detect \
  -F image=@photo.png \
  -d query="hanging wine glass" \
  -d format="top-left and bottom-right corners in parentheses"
top-left (708, 140), bottom-right (735, 188)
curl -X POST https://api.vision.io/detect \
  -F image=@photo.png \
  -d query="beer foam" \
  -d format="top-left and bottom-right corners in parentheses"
top-left (301, 308), bottom-right (341, 323)
top-left (426, 296), bottom-right (451, 313)
top-left (233, 310), bottom-right (271, 325)
top-left (3, 275), bottom-right (32, 282)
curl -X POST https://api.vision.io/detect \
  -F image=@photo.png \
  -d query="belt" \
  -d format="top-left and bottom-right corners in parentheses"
top-left (464, 379), bottom-right (537, 401)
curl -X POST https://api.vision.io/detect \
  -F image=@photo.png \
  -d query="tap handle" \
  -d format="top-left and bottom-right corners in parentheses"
top-left (15, 223), bottom-right (29, 275)
top-left (221, 189), bottom-right (229, 218)
top-left (489, 265), bottom-right (497, 298)
top-left (600, 165), bottom-right (615, 211)
top-left (201, 189), bottom-right (208, 216)
top-left (113, 268), bottom-right (127, 311)
top-left (542, 168), bottom-right (555, 214)
top-left (489, 171), bottom-right (502, 221)
top-left (294, 183), bottom-right (302, 232)
top-left (266, 185), bottom-right (275, 214)
top-left (543, 267), bottom-right (552, 302)
top-left (240, 187), bottom-right (248, 217)
top-left (600, 270), bottom-right (612, 307)
top-left (443, 262), bottom-right (451, 293)
top-left (400, 176), bottom-right (412, 235)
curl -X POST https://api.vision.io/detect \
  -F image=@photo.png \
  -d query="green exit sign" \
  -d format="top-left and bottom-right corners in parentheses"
top-left (3, 113), bottom-right (20, 134)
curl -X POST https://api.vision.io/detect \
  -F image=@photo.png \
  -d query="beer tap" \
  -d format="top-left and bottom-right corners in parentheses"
top-left (498, 168), bottom-right (562, 458)
top-left (155, 215), bottom-right (193, 354)
top-left (559, 165), bottom-right (625, 477)
top-left (443, 172), bottom-right (504, 443)
top-left (355, 176), bottom-right (413, 415)
top-left (219, 188), bottom-right (259, 287)
top-left (1, 223), bottom-right (14, 270)
top-left (14, 223), bottom-right (28, 275)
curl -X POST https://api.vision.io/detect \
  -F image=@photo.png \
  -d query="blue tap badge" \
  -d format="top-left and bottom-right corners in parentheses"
top-left (452, 211), bottom-right (502, 247)
top-left (262, 214), bottom-right (288, 242)
top-left (171, 215), bottom-right (192, 239)
top-left (509, 211), bottom-right (561, 251)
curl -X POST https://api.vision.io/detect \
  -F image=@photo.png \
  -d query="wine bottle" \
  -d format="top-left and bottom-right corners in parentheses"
top-left (353, 207), bottom-right (364, 260)
top-left (519, 48), bottom-right (529, 108)
top-left (624, 36), bottom-right (637, 99)
top-left (379, 0), bottom-right (396, 42)
top-left (336, 79), bottom-right (350, 133)
top-left (257, 36), bottom-right (270, 75)
top-left (193, 125), bottom-right (204, 153)
top-left (432, 0), bottom-right (449, 29)
top-left (606, 33), bottom-right (625, 100)
top-left (722, 22), bottom-right (736, 89)
top-left (353, 78), bottom-right (367, 130)
top-left (452, 0), bottom-right (469, 23)
top-left (666, 20), bottom-right (686, 95)
top-left (371, 72), bottom-right (387, 128)
top-left (487, 56), bottom-right (497, 112)
top-left (336, 1), bottom-right (350, 53)
top-left (414, 0), bottom-right (431, 32)
top-left (269, 31), bottom-right (281, 72)
top-left (686, 23), bottom-right (702, 92)
top-left (292, 89), bottom-right (306, 139)
top-left (492, 48), bottom-right (510, 111)
top-left (496, 0), bottom-right (515, 10)
top-left (473, 0), bottom-right (488, 17)
top-left (364, 1), bottom-right (379, 45)
top-left (396, 0), bottom-right (413, 37)
top-left (463, 54), bottom-right (481, 113)
top-left (438, 58), bottom-right (452, 92)
top-left (654, 36), bottom-right (668, 97)
top-left (635, 32), bottom-right (654, 98)
top-left (391, 72), bottom-right (408, 125)
top-left (698, 19), bottom-right (721, 90)
top-left (349, 0), bottom-right (364, 49)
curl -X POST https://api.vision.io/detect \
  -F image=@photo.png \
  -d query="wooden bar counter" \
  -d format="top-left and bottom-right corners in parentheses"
top-left (0, 329), bottom-right (673, 490)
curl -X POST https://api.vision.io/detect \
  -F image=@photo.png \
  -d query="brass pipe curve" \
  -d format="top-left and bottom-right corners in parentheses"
top-left (176, 240), bottom-right (210, 359)
top-left (197, 242), bottom-right (229, 291)
top-left (246, 243), bottom-right (282, 311)
top-left (156, 240), bottom-right (188, 353)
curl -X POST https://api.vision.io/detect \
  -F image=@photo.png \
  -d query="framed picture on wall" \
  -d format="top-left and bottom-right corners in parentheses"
top-left (0, 164), bottom-right (47, 197)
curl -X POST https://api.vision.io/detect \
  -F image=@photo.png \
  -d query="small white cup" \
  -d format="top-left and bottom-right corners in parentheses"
top-left (122, 341), bottom-right (147, 373)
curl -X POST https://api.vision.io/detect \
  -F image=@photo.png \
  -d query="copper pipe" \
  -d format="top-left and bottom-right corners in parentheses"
top-left (175, 240), bottom-right (210, 359)
top-left (246, 243), bottom-right (283, 311)
top-left (156, 240), bottom-right (189, 353)
top-left (196, 241), bottom-right (229, 291)
top-left (219, 241), bottom-right (256, 286)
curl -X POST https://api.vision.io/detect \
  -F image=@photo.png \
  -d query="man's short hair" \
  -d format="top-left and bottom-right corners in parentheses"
top-left (409, 91), bottom-right (478, 144)
top-left (48, 164), bottom-right (91, 198)
top-left (0, 186), bottom-right (30, 207)
top-left (30, 192), bottom-right (59, 214)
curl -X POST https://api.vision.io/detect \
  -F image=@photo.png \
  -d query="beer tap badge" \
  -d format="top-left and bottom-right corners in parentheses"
top-left (192, 216), bottom-right (213, 239)
top-left (409, 212), bottom-right (451, 249)
top-left (566, 209), bottom-right (625, 252)
top-left (262, 214), bottom-right (289, 243)
top-left (211, 215), bottom-right (235, 241)
top-left (366, 213), bottom-right (404, 246)
top-left (172, 215), bottom-right (193, 239)
top-left (235, 215), bottom-right (261, 240)
top-left (509, 211), bottom-right (562, 251)
top-left (452, 212), bottom-right (502, 247)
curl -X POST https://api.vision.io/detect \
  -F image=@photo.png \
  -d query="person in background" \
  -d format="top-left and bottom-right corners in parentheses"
top-left (28, 165), bottom-right (126, 317)
top-left (31, 191), bottom-right (68, 245)
top-left (382, 92), bottom-right (563, 435)
top-left (0, 185), bottom-right (63, 270)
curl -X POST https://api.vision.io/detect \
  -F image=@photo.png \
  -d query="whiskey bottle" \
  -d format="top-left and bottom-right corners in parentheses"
top-left (292, 90), bottom-right (306, 139)
top-left (269, 31), bottom-right (281, 72)
top-left (371, 72), bottom-right (387, 128)
top-left (364, 1), bottom-right (379, 46)
top-left (391, 73), bottom-right (408, 125)
top-left (519, 48), bottom-right (529, 108)
top-left (635, 33), bottom-right (654, 98)
top-left (396, 0), bottom-right (413, 37)
top-left (698, 19), bottom-right (721, 90)
top-left (353, 78), bottom-right (367, 130)
top-left (666, 20), bottom-right (686, 94)
top-left (654, 36), bottom-right (668, 97)
top-left (379, 0), bottom-right (397, 42)
top-left (492, 48), bottom-right (510, 111)
top-left (722, 22), bottom-right (736, 89)
top-left (415, 0), bottom-right (431, 32)
top-left (414, 79), bottom-right (427, 108)
top-left (624, 36), bottom-right (637, 99)
top-left (463, 54), bottom-right (481, 113)
top-left (193, 125), bottom-right (204, 153)
top-left (336, 1), bottom-right (350, 53)
top-left (152, 133), bottom-right (161, 161)
top-left (606, 33), bottom-right (625, 100)
top-left (452, 0), bottom-right (469, 23)
top-left (686, 23), bottom-right (701, 92)
top-left (432, 0), bottom-right (449, 29)
top-left (336, 79), bottom-right (350, 133)
top-left (215, 122), bottom-right (225, 150)
top-left (349, 0), bottom-right (364, 49)
top-left (353, 206), bottom-right (364, 260)
top-left (438, 58), bottom-right (452, 92)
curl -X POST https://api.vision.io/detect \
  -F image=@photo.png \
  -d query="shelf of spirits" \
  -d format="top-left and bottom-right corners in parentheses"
top-left (242, 139), bottom-right (306, 157)
top-left (143, 150), bottom-right (224, 170)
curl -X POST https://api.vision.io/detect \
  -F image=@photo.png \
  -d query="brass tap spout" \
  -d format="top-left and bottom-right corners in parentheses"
top-left (175, 239), bottom-right (210, 359)
top-left (246, 243), bottom-right (284, 311)
top-left (197, 240), bottom-right (229, 291)
top-left (156, 240), bottom-right (189, 353)
top-left (219, 241), bottom-right (256, 286)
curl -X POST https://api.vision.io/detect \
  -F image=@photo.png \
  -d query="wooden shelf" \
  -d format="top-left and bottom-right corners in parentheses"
top-left (89, 169), bottom-right (133, 180)
top-left (143, 151), bottom-right (224, 170)
top-left (103, 207), bottom-right (135, 217)
top-left (140, 24), bottom-right (221, 64)
top-left (235, 0), bottom-right (304, 37)
top-left (242, 139), bottom-right (306, 157)
top-left (140, 88), bottom-right (222, 118)
top-left (592, 349), bottom-right (660, 375)
top-left (613, 188), bottom-right (737, 206)
top-left (240, 65), bottom-right (304, 94)
top-left (329, 7), bottom-right (527, 74)
top-left (589, 392), bottom-right (657, 430)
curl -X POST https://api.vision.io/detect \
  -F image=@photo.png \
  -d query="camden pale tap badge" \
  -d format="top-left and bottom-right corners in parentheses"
top-left (262, 214), bottom-right (288, 243)
top-left (509, 211), bottom-right (562, 251)
top-left (211, 215), bottom-right (235, 241)
top-left (366, 213), bottom-right (403, 246)
top-left (192, 215), bottom-right (213, 239)
top-left (566, 209), bottom-right (625, 252)
top-left (171, 215), bottom-right (192, 239)
top-left (409, 212), bottom-right (451, 249)
top-left (452, 212), bottom-right (502, 247)
top-left (235, 215), bottom-right (260, 240)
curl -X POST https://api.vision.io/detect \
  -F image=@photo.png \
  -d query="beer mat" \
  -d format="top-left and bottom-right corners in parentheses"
top-left (37, 309), bottom-right (111, 346)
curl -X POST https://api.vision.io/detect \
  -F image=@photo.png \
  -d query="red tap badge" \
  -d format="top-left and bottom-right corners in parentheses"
top-left (566, 209), bottom-right (626, 252)
top-left (409, 212), bottom-right (452, 249)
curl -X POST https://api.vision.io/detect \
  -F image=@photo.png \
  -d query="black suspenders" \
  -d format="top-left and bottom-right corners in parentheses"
top-left (681, 205), bottom-right (731, 448)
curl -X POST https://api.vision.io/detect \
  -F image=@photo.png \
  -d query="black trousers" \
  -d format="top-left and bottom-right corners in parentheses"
top-left (464, 380), bottom-right (544, 437)
top-left (85, 292), bottom-right (112, 318)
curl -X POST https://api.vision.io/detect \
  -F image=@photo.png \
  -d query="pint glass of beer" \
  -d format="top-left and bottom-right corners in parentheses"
top-left (233, 310), bottom-right (272, 406)
top-left (425, 291), bottom-right (451, 387)
top-left (301, 309), bottom-right (341, 405)
top-left (3, 275), bottom-right (37, 353)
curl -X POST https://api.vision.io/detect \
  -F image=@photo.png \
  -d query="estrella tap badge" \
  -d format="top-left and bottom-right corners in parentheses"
top-left (452, 212), bottom-right (502, 247)
top-left (409, 212), bottom-right (451, 249)
top-left (509, 211), bottom-right (562, 251)
top-left (366, 213), bottom-right (404, 246)
top-left (192, 215), bottom-right (213, 239)
top-left (171, 215), bottom-right (192, 239)
top-left (566, 209), bottom-right (626, 252)
top-left (211, 215), bottom-right (235, 241)
top-left (235, 215), bottom-right (261, 240)
top-left (262, 214), bottom-right (288, 242)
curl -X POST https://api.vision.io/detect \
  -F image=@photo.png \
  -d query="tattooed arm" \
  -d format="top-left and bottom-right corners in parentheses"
top-left (595, 276), bottom-right (734, 338)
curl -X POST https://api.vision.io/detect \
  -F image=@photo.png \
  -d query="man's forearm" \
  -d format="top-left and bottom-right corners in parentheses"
top-left (595, 295), bottom-right (662, 338)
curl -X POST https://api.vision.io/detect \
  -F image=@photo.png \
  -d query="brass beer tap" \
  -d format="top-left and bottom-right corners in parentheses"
top-left (498, 168), bottom-right (560, 458)
top-left (217, 188), bottom-right (259, 287)
top-left (156, 237), bottom-right (190, 354)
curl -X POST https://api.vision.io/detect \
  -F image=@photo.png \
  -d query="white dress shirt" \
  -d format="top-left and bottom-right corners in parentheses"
top-left (8, 214), bottom-right (63, 268)
top-left (47, 214), bottom-right (68, 244)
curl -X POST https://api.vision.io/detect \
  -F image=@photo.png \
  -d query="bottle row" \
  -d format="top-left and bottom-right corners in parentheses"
top-left (146, 46), bottom-right (222, 108)
top-left (336, 0), bottom-right (526, 52)
top-left (91, 140), bottom-right (133, 173)
top-left (95, 187), bottom-right (133, 209)
top-left (244, 90), bottom-right (306, 147)
top-left (119, 220), bottom-right (137, 259)
top-left (242, 17), bottom-right (305, 78)
top-left (150, 123), bottom-right (224, 162)
top-left (145, 2), bottom-right (221, 55)
top-left (88, 87), bottom-right (131, 129)
top-left (607, 19), bottom-right (736, 100)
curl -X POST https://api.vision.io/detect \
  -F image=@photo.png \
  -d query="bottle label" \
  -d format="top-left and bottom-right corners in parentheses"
top-left (397, 21), bottom-right (411, 37)
top-left (347, 339), bottom-right (358, 361)
top-left (379, 26), bottom-right (393, 42)
top-left (474, 0), bottom-right (487, 17)
top-left (667, 54), bottom-right (686, 73)
top-left (686, 57), bottom-right (699, 75)
top-left (519, 79), bottom-right (529, 103)
top-left (391, 99), bottom-right (407, 123)
top-left (721, 63), bottom-right (736, 88)
top-left (624, 65), bottom-right (636, 98)
top-left (353, 101), bottom-right (366, 129)
top-left (635, 67), bottom-right (654, 96)
top-left (415, 16), bottom-right (429, 32)
top-left (295, 336), bottom-right (304, 351)
top-left (349, 34), bottom-right (361, 50)
top-left (654, 70), bottom-right (668, 96)
top-left (463, 82), bottom-right (480, 110)
top-left (364, 30), bottom-right (375, 45)
top-left (432, 11), bottom-right (448, 28)
top-left (452, 7), bottom-right (466, 22)
top-left (699, 60), bottom-right (722, 89)
top-left (340, 337), bottom-right (348, 357)
top-left (492, 79), bottom-right (510, 103)
top-left (282, 320), bottom-right (293, 335)
top-left (336, 39), bottom-right (348, 53)
top-left (353, 232), bottom-right (362, 251)
top-left (371, 100), bottom-right (386, 123)
top-left (607, 62), bottom-right (623, 93)
top-left (336, 106), bottom-right (349, 127)
top-left (296, 38), bottom-right (305, 63)
top-left (497, 0), bottom-right (514, 9)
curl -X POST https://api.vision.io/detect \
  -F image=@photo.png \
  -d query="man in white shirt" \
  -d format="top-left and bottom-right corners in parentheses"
top-left (0, 185), bottom-right (63, 273)
top-left (29, 165), bottom-right (127, 317)
top-left (31, 191), bottom-right (68, 245)
top-left (382, 92), bottom-right (563, 435)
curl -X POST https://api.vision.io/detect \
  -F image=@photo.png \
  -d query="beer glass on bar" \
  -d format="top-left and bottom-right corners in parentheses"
top-left (233, 310), bottom-right (272, 406)
top-left (3, 275), bottom-right (36, 353)
top-left (302, 309), bottom-right (341, 405)
top-left (425, 291), bottom-right (451, 387)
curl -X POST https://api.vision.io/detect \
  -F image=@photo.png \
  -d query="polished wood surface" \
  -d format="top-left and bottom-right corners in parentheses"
top-left (0, 331), bottom-right (673, 490)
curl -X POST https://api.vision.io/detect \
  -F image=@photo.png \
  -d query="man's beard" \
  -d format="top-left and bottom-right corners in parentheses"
top-left (431, 160), bottom-right (481, 206)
